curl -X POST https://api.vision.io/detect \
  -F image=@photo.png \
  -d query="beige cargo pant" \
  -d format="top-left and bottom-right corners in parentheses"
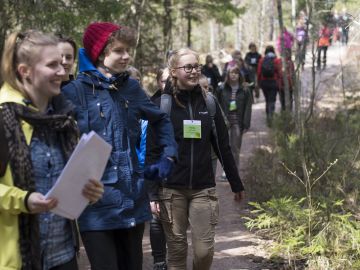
top-left (159, 187), bottom-right (219, 270)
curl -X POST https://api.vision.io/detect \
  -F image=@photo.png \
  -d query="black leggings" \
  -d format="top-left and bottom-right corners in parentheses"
top-left (50, 256), bottom-right (78, 270)
top-left (260, 80), bottom-right (278, 119)
top-left (150, 215), bottom-right (167, 263)
top-left (317, 46), bottom-right (328, 67)
top-left (81, 223), bottom-right (145, 270)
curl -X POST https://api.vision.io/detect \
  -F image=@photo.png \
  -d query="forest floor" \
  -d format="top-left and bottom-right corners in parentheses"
top-left (78, 42), bottom-right (356, 270)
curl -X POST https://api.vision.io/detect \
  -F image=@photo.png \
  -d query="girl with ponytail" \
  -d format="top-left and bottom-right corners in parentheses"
top-left (0, 30), bottom-right (103, 270)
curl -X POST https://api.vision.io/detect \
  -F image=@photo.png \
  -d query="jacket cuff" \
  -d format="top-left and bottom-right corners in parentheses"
top-left (229, 181), bottom-right (245, 193)
top-left (24, 191), bottom-right (33, 213)
top-left (162, 146), bottom-right (178, 161)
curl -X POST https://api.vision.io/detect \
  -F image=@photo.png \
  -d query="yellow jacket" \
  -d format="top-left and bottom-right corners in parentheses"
top-left (0, 83), bottom-right (35, 270)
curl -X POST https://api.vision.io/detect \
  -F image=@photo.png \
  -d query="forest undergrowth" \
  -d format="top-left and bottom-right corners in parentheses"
top-left (244, 64), bottom-right (360, 269)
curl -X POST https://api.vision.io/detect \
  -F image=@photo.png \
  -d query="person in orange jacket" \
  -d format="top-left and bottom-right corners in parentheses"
top-left (317, 23), bottom-right (331, 70)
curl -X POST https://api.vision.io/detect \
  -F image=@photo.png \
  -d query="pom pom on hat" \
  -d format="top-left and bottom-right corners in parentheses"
top-left (83, 22), bottom-right (121, 64)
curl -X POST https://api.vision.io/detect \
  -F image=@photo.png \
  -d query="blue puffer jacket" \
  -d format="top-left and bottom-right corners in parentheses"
top-left (62, 49), bottom-right (177, 231)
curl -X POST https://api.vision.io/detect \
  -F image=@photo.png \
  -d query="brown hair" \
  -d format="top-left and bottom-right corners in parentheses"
top-left (1, 30), bottom-right (58, 93)
top-left (167, 48), bottom-right (205, 108)
top-left (56, 34), bottom-right (77, 60)
top-left (224, 64), bottom-right (245, 86)
top-left (103, 27), bottom-right (137, 55)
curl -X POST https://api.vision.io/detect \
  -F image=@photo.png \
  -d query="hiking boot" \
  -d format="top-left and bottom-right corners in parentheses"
top-left (154, 262), bottom-right (167, 270)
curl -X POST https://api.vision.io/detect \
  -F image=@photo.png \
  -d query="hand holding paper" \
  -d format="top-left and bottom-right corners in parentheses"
top-left (45, 131), bottom-right (112, 219)
top-left (82, 179), bottom-right (104, 203)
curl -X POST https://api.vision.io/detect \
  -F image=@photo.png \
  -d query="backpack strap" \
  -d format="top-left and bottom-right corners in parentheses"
top-left (0, 108), bottom-right (9, 177)
top-left (204, 92), bottom-right (216, 121)
top-left (205, 93), bottom-right (225, 168)
top-left (160, 93), bottom-right (172, 115)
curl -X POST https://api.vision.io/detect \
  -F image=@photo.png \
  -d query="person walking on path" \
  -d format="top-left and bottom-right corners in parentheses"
top-left (148, 48), bottom-right (245, 270)
top-left (222, 49), bottom-right (242, 81)
top-left (201, 54), bottom-right (221, 92)
top-left (61, 22), bottom-right (177, 270)
top-left (317, 23), bottom-right (331, 70)
top-left (276, 27), bottom-right (294, 56)
top-left (295, 20), bottom-right (307, 69)
top-left (340, 9), bottom-right (350, 45)
top-left (245, 42), bottom-right (262, 100)
top-left (257, 45), bottom-right (282, 126)
top-left (0, 30), bottom-right (104, 270)
top-left (217, 63), bottom-right (252, 172)
top-left (145, 67), bottom-right (171, 270)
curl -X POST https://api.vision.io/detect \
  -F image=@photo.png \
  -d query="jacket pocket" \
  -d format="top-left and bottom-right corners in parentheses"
top-left (102, 151), bottom-right (132, 184)
top-left (207, 188), bottom-right (219, 225)
top-left (159, 188), bottom-right (173, 224)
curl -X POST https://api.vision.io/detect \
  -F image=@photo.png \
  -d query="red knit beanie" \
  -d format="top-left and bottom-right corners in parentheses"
top-left (83, 22), bottom-right (121, 64)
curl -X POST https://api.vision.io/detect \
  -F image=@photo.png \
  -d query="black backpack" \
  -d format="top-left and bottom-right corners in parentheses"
top-left (261, 55), bottom-right (275, 78)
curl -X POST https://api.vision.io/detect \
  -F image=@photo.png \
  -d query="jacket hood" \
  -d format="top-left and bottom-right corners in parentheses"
top-left (78, 48), bottom-right (99, 73)
top-left (266, 52), bottom-right (276, 58)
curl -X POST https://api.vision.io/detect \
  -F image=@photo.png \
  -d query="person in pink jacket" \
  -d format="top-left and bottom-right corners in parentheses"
top-left (276, 27), bottom-right (294, 56)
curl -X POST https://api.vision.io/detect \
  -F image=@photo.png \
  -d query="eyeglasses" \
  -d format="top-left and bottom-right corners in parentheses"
top-left (175, 64), bottom-right (202, 73)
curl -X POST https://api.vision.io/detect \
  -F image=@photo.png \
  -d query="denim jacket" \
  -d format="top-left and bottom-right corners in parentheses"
top-left (61, 49), bottom-right (177, 231)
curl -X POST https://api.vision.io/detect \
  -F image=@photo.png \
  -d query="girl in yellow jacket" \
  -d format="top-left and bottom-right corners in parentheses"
top-left (0, 30), bottom-right (104, 270)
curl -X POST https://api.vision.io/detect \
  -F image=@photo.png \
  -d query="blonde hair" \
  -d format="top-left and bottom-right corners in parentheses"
top-left (1, 30), bottom-right (58, 93)
top-left (167, 48), bottom-right (204, 108)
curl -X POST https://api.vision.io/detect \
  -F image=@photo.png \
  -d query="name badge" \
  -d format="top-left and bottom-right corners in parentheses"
top-left (229, 100), bottom-right (237, 111)
top-left (251, 57), bottom-right (257, 64)
top-left (183, 120), bottom-right (201, 139)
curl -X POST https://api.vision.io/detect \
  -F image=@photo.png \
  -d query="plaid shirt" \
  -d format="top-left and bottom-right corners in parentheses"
top-left (31, 127), bottom-right (75, 269)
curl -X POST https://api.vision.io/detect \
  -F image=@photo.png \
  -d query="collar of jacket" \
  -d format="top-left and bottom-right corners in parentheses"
top-left (163, 83), bottom-right (203, 95)
top-left (0, 83), bottom-right (75, 115)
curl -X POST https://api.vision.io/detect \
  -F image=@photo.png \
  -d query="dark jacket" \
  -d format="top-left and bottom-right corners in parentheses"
top-left (245, 52), bottom-right (262, 70)
top-left (201, 64), bottom-right (221, 91)
top-left (217, 83), bottom-right (252, 131)
top-left (62, 49), bottom-right (177, 231)
top-left (147, 85), bottom-right (244, 193)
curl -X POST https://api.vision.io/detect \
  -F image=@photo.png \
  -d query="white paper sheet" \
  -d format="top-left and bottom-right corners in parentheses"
top-left (45, 131), bottom-right (112, 219)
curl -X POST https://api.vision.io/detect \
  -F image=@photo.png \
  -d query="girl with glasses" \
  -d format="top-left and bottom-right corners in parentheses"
top-left (148, 48), bottom-right (245, 270)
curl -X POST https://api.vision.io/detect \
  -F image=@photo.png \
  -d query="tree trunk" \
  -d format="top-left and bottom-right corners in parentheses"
top-left (185, 0), bottom-right (193, 48)
top-left (292, 0), bottom-right (297, 32)
top-left (209, 20), bottom-right (215, 52)
top-left (276, 0), bottom-right (291, 111)
top-left (132, 0), bottom-right (147, 69)
top-left (235, 18), bottom-right (242, 50)
top-left (163, 0), bottom-right (172, 59)
top-left (269, 0), bottom-right (275, 41)
top-left (0, 0), bottom-right (11, 85)
top-left (259, 0), bottom-right (266, 52)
